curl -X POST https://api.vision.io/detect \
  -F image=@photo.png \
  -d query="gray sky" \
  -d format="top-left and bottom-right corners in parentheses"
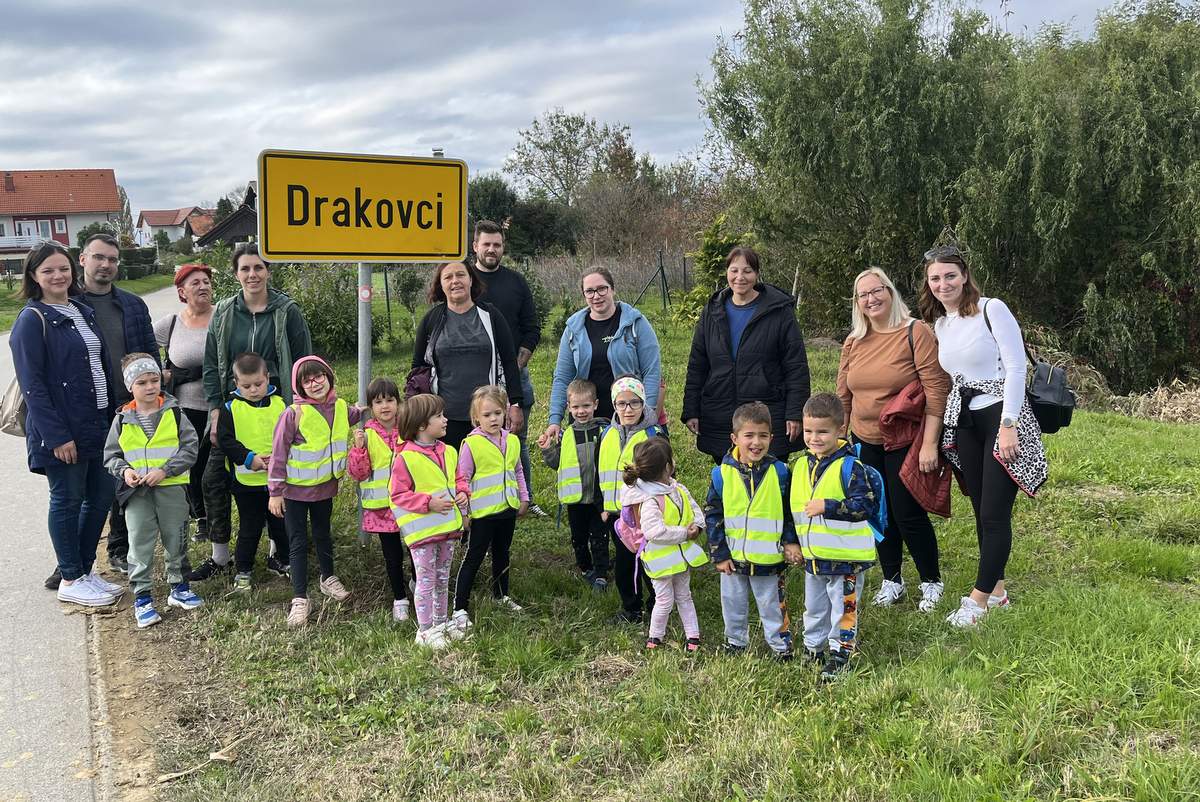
top-left (2, 0), bottom-right (1111, 217)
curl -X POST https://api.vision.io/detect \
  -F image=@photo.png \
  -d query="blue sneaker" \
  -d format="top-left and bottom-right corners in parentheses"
top-left (134, 595), bottom-right (161, 628)
top-left (168, 583), bottom-right (204, 611)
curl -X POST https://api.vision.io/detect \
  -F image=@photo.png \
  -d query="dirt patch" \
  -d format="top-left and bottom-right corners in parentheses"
top-left (806, 336), bottom-right (841, 350)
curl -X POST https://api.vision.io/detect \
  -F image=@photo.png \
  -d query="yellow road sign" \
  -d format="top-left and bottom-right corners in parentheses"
top-left (257, 149), bottom-right (467, 262)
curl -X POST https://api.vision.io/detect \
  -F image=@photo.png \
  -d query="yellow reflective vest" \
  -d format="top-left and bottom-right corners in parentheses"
top-left (719, 462), bottom-right (785, 566)
top-left (359, 427), bottom-right (396, 509)
top-left (790, 456), bottom-right (877, 563)
top-left (228, 395), bottom-right (285, 487)
top-left (392, 446), bottom-right (463, 547)
top-left (464, 432), bottom-right (520, 518)
top-left (284, 400), bottom-right (349, 486)
top-left (599, 426), bottom-right (654, 512)
top-left (118, 408), bottom-right (189, 487)
top-left (639, 486), bottom-right (710, 579)
top-left (556, 425), bottom-right (584, 503)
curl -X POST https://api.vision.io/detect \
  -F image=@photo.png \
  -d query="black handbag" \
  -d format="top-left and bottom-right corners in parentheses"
top-left (982, 300), bottom-right (1076, 434)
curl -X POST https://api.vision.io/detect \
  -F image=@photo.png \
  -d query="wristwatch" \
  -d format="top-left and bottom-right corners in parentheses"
top-left (1000, 416), bottom-right (1016, 429)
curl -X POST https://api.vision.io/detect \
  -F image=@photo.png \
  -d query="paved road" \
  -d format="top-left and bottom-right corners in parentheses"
top-left (0, 285), bottom-right (180, 802)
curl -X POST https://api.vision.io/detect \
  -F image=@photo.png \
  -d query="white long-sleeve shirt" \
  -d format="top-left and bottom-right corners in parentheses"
top-left (933, 297), bottom-right (1026, 423)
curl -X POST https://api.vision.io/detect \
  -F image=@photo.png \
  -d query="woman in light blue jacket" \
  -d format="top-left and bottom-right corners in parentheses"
top-left (540, 267), bottom-right (662, 444)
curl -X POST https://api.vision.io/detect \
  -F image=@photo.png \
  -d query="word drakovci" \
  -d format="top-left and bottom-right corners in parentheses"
top-left (286, 184), bottom-right (445, 230)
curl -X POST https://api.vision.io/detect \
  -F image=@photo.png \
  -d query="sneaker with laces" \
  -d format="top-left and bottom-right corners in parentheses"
top-left (872, 579), bottom-right (906, 607)
top-left (448, 609), bottom-right (473, 640)
top-left (233, 573), bottom-right (252, 590)
top-left (819, 651), bottom-right (851, 682)
top-left (57, 578), bottom-right (118, 607)
top-left (917, 581), bottom-right (944, 613)
top-left (185, 557), bottom-right (232, 582)
top-left (498, 595), bottom-right (523, 612)
top-left (319, 575), bottom-right (350, 602)
top-left (85, 573), bottom-right (125, 596)
top-left (44, 567), bottom-right (62, 590)
top-left (392, 599), bottom-right (410, 622)
top-left (265, 556), bottom-right (290, 578)
top-left (133, 595), bottom-right (161, 628)
top-left (168, 583), bottom-right (204, 610)
top-left (988, 591), bottom-right (1010, 610)
top-left (287, 597), bottom-right (310, 628)
top-left (527, 503), bottom-right (549, 518)
top-left (645, 636), bottom-right (662, 650)
top-left (415, 624), bottom-right (450, 650)
top-left (108, 555), bottom-right (129, 576)
top-left (591, 576), bottom-right (609, 593)
top-left (946, 596), bottom-right (988, 628)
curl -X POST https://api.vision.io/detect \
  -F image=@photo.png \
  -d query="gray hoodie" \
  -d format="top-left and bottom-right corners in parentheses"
top-left (103, 393), bottom-right (199, 498)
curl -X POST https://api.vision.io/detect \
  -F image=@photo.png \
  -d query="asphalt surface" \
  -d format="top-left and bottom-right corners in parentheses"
top-left (0, 285), bottom-right (181, 802)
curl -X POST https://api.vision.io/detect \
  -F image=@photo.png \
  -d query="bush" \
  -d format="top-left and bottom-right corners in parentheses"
top-left (171, 235), bottom-right (194, 255)
top-left (672, 214), bottom-right (750, 325)
top-left (119, 247), bottom-right (158, 280)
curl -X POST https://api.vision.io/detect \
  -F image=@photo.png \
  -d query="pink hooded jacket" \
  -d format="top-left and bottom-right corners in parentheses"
top-left (389, 438), bottom-right (467, 544)
top-left (348, 417), bottom-right (402, 533)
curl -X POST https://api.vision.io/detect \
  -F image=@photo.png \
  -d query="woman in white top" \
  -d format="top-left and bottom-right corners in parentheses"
top-left (920, 245), bottom-right (1043, 628)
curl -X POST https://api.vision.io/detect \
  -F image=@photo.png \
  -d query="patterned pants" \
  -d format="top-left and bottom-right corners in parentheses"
top-left (411, 539), bottom-right (456, 630)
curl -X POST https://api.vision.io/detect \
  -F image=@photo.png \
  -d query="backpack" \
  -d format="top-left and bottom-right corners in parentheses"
top-left (614, 496), bottom-right (663, 554)
top-left (844, 445), bottom-right (887, 544)
top-left (983, 300), bottom-right (1075, 433)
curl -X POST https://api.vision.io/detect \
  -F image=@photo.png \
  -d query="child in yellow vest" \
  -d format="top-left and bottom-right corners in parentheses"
top-left (787, 393), bottom-right (879, 681)
top-left (390, 393), bottom-right (468, 650)
top-left (214, 353), bottom-right (288, 590)
top-left (619, 438), bottom-right (706, 652)
top-left (267, 355), bottom-right (363, 628)
top-left (103, 353), bottom-right (202, 628)
top-left (348, 377), bottom-right (410, 622)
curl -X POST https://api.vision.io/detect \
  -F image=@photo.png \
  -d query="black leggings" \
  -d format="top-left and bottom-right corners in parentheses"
top-left (285, 498), bottom-right (335, 598)
top-left (377, 532), bottom-right (410, 601)
top-left (233, 491), bottom-right (288, 573)
top-left (954, 402), bottom-right (1018, 594)
top-left (855, 439), bottom-right (941, 584)
top-left (453, 515), bottom-right (515, 611)
top-left (444, 419), bottom-right (473, 451)
top-left (567, 503), bottom-right (610, 577)
top-left (182, 407), bottom-right (210, 521)
top-left (609, 517), bottom-right (654, 615)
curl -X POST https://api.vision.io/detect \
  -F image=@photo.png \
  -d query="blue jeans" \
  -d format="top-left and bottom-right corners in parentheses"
top-left (44, 457), bottom-right (117, 581)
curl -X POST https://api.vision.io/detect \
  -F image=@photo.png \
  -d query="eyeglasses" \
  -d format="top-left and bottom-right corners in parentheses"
top-left (923, 245), bottom-right (963, 263)
top-left (856, 287), bottom-right (888, 302)
top-left (301, 374), bottom-right (327, 386)
top-left (86, 254), bottom-right (120, 265)
top-left (614, 399), bottom-right (644, 410)
top-left (583, 285), bottom-right (611, 297)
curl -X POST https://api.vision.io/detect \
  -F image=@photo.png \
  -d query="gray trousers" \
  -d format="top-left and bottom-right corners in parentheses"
top-left (802, 571), bottom-right (864, 655)
top-left (125, 486), bottom-right (189, 597)
top-left (720, 572), bottom-right (793, 654)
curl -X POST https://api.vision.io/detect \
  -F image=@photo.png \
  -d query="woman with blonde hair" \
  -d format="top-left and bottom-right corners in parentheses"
top-left (836, 266), bottom-right (950, 612)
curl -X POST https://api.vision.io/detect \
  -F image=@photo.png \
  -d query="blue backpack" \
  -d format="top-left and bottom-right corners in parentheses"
top-left (844, 443), bottom-right (887, 543)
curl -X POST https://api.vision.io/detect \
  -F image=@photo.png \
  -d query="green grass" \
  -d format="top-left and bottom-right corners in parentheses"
top-left (159, 307), bottom-right (1199, 802)
top-left (0, 272), bottom-right (175, 332)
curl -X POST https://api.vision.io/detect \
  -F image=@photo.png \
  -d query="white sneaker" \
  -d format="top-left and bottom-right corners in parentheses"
top-left (319, 575), bottom-right (350, 602)
top-left (57, 578), bottom-right (118, 608)
top-left (946, 596), bottom-right (988, 628)
top-left (415, 624), bottom-right (450, 650)
top-left (988, 591), bottom-right (1010, 610)
top-left (872, 579), bottom-right (906, 607)
top-left (84, 572), bottom-right (125, 596)
top-left (498, 595), bottom-right (523, 612)
top-left (917, 581), bottom-right (944, 613)
top-left (448, 609), bottom-right (473, 641)
top-left (392, 599), bottom-right (410, 622)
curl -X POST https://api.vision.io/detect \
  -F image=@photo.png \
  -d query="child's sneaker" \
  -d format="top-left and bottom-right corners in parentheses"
top-left (819, 651), bottom-right (851, 682)
top-left (392, 600), bottom-right (410, 622)
top-left (287, 597), bottom-right (310, 628)
top-left (448, 609), bottom-right (473, 641)
top-left (133, 595), bottom-right (161, 628)
top-left (498, 595), bottom-right (523, 612)
top-left (233, 573), bottom-right (252, 591)
top-left (319, 575), bottom-right (350, 602)
top-left (265, 556), bottom-right (290, 578)
top-left (722, 642), bottom-right (747, 656)
top-left (186, 557), bottom-right (231, 582)
top-left (805, 648), bottom-right (827, 664)
top-left (872, 579), bottom-right (906, 607)
top-left (684, 637), bottom-right (701, 654)
top-left (946, 596), bottom-right (988, 628)
top-left (57, 578), bottom-right (117, 608)
top-left (988, 591), bottom-right (1010, 610)
top-left (415, 624), bottom-right (450, 650)
top-left (84, 572), bottom-right (125, 596)
top-left (772, 649), bottom-right (795, 663)
top-left (645, 636), bottom-right (662, 650)
top-left (917, 581), bottom-right (944, 613)
top-left (168, 583), bottom-right (204, 611)
top-left (591, 576), bottom-right (609, 593)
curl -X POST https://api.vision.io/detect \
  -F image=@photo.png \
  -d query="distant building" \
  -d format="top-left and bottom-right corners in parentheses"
top-left (183, 210), bottom-right (216, 241)
top-left (197, 183), bottom-right (258, 248)
top-left (0, 168), bottom-right (122, 270)
top-left (137, 206), bottom-right (215, 245)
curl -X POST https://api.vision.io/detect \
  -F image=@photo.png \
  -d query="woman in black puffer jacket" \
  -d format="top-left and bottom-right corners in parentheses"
top-left (682, 247), bottom-right (810, 462)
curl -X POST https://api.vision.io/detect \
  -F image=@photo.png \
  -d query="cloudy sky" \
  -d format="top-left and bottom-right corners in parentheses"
top-left (3, 0), bottom-right (1110, 216)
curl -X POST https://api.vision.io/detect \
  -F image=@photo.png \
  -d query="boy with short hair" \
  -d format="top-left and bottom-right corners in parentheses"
top-left (706, 401), bottom-right (797, 659)
top-left (788, 392), bottom-right (879, 681)
top-left (103, 352), bottom-right (203, 628)
top-left (539, 379), bottom-right (611, 591)
top-left (215, 352), bottom-right (290, 589)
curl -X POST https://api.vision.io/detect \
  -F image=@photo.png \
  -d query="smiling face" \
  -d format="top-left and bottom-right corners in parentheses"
top-left (476, 399), bottom-right (505, 436)
top-left (731, 420), bottom-right (772, 464)
top-left (235, 254), bottom-right (270, 297)
top-left (440, 262), bottom-right (472, 305)
top-left (130, 372), bottom-right (162, 406)
top-left (926, 261), bottom-right (966, 312)
top-left (726, 256), bottom-right (758, 298)
top-left (371, 394), bottom-right (399, 427)
top-left (567, 391), bottom-right (598, 425)
top-left (855, 273), bottom-right (893, 328)
top-left (581, 272), bottom-right (616, 319)
top-left (299, 369), bottom-right (330, 401)
top-left (33, 253), bottom-right (74, 300)
top-left (613, 390), bottom-right (644, 425)
top-left (803, 415), bottom-right (839, 459)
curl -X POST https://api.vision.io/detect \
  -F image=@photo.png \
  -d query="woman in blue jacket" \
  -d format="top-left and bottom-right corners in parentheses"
top-left (9, 242), bottom-right (122, 608)
top-left (540, 267), bottom-right (662, 445)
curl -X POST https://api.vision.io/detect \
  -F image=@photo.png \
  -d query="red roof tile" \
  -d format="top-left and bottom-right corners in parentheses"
top-left (137, 206), bottom-right (199, 227)
top-left (185, 212), bottom-right (215, 237)
top-left (0, 169), bottom-right (121, 215)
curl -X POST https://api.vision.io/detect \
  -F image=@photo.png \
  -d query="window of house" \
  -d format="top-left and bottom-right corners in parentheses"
top-left (54, 219), bottom-right (66, 233)
top-left (38, 220), bottom-right (51, 239)
top-left (0, 223), bottom-right (6, 236)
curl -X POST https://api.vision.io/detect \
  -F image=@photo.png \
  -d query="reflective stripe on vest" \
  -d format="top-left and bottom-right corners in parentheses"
top-left (720, 462), bottom-right (784, 565)
top-left (360, 427), bottom-right (396, 509)
top-left (392, 446), bottom-right (463, 546)
top-left (639, 486), bottom-right (710, 579)
top-left (117, 408), bottom-right (189, 487)
top-left (229, 395), bottom-right (285, 487)
top-left (599, 427), bottom-right (650, 512)
top-left (791, 456), bottom-right (877, 562)
top-left (464, 432), bottom-right (520, 518)
top-left (556, 426), bottom-right (583, 503)
top-left (285, 400), bottom-right (349, 486)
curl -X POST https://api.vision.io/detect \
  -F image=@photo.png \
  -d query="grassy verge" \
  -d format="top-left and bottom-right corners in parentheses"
top-left (0, 272), bottom-right (176, 332)
top-left (153, 309), bottom-right (1198, 801)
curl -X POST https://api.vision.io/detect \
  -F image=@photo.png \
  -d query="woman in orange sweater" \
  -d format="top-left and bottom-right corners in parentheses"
top-left (836, 267), bottom-right (950, 613)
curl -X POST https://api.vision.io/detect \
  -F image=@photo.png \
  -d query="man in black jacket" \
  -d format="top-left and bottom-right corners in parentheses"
top-left (472, 220), bottom-right (546, 515)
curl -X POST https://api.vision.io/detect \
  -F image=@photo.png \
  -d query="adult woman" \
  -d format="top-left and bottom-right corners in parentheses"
top-left (837, 267), bottom-right (950, 612)
top-left (542, 268), bottom-right (661, 443)
top-left (192, 243), bottom-right (313, 581)
top-left (10, 242), bottom-right (123, 607)
top-left (920, 246), bottom-right (1047, 628)
top-left (682, 247), bottom-right (809, 462)
top-left (411, 261), bottom-right (524, 449)
top-left (154, 263), bottom-right (214, 538)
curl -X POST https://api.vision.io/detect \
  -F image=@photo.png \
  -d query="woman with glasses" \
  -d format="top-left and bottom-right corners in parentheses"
top-left (541, 267), bottom-right (662, 445)
top-left (837, 267), bottom-right (950, 613)
top-left (920, 246), bottom-right (1047, 628)
top-left (682, 246), bottom-right (810, 463)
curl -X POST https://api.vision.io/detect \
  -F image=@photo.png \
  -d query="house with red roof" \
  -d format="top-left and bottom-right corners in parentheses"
top-left (137, 206), bottom-right (211, 245)
top-left (0, 169), bottom-right (122, 267)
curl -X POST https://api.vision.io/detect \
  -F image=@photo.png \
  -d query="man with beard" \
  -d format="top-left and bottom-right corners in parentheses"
top-left (472, 219), bottom-right (546, 516)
